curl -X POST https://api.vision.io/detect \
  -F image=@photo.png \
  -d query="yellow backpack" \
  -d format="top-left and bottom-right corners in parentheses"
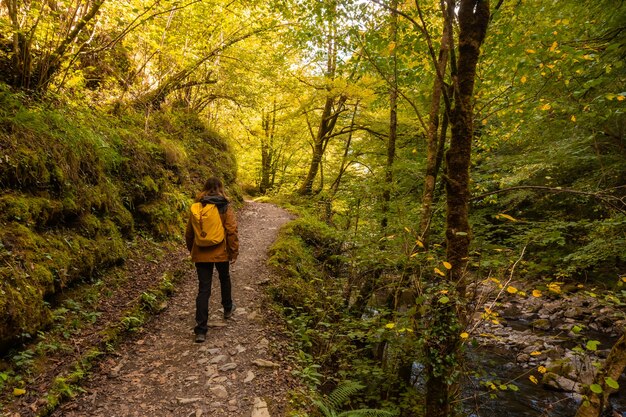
top-left (190, 202), bottom-right (225, 247)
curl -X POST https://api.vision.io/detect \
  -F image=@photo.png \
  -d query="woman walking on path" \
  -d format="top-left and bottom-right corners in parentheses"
top-left (185, 177), bottom-right (239, 343)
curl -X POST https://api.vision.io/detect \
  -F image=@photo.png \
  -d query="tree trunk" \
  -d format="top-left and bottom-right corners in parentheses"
top-left (419, 0), bottom-right (451, 245)
top-left (298, 1), bottom-right (347, 196)
top-left (381, 0), bottom-right (398, 230)
top-left (259, 103), bottom-right (277, 194)
top-left (298, 95), bottom-right (347, 195)
top-left (330, 103), bottom-right (359, 197)
top-left (425, 1), bottom-right (490, 417)
top-left (575, 332), bottom-right (626, 417)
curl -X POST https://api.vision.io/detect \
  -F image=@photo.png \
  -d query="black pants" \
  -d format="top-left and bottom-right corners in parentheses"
top-left (194, 262), bottom-right (232, 335)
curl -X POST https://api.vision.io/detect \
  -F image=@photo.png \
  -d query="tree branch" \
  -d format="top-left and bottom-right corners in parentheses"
top-left (471, 185), bottom-right (626, 214)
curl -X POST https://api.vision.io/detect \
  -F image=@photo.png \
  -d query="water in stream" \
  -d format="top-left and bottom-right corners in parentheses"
top-left (463, 335), bottom-right (626, 416)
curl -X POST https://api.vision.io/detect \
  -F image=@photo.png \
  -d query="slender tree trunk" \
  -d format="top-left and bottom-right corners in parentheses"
top-left (425, 2), bottom-right (490, 417)
top-left (419, 0), bottom-right (451, 244)
top-left (330, 103), bottom-right (359, 197)
top-left (575, 332), bottom-right (626, 417)
top-left (299, 0), bottom-right (348, 196)
top-left (259, 102), bottom-right (277, 194)
top-left (382, 0), bottom-right (398, 230)
top-left (298, 95), bottom-right (347, 195)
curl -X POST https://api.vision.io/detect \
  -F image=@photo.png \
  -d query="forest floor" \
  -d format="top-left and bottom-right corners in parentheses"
top-left (9, 201), bottom-right (300, 417)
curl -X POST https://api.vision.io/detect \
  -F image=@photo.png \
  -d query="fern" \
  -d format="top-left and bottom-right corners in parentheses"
top-left (325, 381), bottom-right (364, 411)
top-left (313, 381), bottom-right (398, 417)
top-left (340, 409), bottom-right (398, 417)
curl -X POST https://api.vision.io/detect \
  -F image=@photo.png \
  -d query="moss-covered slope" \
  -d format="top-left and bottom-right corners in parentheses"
top-left (0, 85), bottom-right (237, 350)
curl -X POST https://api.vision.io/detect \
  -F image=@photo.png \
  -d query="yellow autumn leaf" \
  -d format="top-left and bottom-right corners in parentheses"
top-left (416, 240), bottom-right (425, 248)
top-left (13, 388), bottom-right (26, 396)
top-left (412, 148), bottom-right (417, 154)
top-left (526, 49), bottom-right (536, 54)
top-left (506, 286), bottom-right (518, 294)
top-left (492, 319), bottom-right (500, 325)
top-left (548, 283), bottom-right (561, 294)
top-left (538, 366), bottom-right (547, 374)
top-left (443, 261), bottom-right (452, 270)
top-left (460, 332), bottom-right (469, 339)
top-left (529, 375), bottom-right (538, 384)
top-left (520, 75), bottom-right (527, 83)
top-left (404, 227), bottom-right (411, 233)
top-left (410, 252), bottom-right (418, 258)
top-left (540, 103), bottom-right (552, 111)
top-left (497, 213), bottom-right (518, 222)
top-left (385, 322), bottom-right (396, 329)
top-left (434, 268), bottom-right (446, 277)
top-left (388, 42), bottom-right (396, 53)
top-left (530, 351), bottom-right (542, 356)
top-left (621, 277), bottom-right (626, 283)
top-left (549, 41), bottom-right (558, 52)
top-left (571, 115), bottom-right (576, 122)
top-left (618, 95), bottom-right (625, 101)
top-left (532, 289), bottom-right (542, 297)
top-left (577, 284), bottom-right (584, 288)
top-left (440, 289), bottom-right (449, 294)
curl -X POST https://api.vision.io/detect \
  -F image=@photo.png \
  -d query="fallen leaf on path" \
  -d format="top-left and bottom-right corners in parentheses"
top-left (177, 397), bottom-right (203, 404)
top-left (252, 359), bottom-right (279, 368)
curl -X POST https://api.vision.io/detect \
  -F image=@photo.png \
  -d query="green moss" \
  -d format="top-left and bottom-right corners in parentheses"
top-left (0, 90), bottom-right (237, 350)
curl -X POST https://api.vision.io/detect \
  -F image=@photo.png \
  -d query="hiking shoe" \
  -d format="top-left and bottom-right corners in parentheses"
top-left (224, 303), bottom-right (236, 319)
top-left (194, 333), bottom-right (206, 343)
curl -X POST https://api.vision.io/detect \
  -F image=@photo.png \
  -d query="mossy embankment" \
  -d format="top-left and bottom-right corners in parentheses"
top-left (0, 84), bottom-right (238, 351)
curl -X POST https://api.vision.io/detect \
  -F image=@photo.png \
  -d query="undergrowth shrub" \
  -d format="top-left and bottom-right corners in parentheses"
top-left (268, 213), bottom-right (407, 415)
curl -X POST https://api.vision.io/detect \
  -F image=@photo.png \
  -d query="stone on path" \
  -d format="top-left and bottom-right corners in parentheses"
top-left (210, 355), bottom-right (229, 364)
top-left (244, 371), bottom-right (255, 383)
top-left (210, 385), bottom-right (228, 399)
top-left (251, 397), bottom-right (271, 417)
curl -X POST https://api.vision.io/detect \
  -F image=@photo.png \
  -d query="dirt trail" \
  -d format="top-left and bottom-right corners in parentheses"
top-left (52, 201), bottom-right (296, 417)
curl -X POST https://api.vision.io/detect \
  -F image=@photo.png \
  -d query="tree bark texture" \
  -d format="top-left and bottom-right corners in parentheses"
top-left (425, 1), bottom-right (489, 417)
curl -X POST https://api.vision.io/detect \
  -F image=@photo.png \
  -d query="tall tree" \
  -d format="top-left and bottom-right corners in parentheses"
top-left (418, 0), bottom-right (452, 245)
top-left (298, 0), bottom-right (348, 195)
top-left (425, 1), bottom-right (490, 416)
top-left (381, 0), bottom-right (398, 229)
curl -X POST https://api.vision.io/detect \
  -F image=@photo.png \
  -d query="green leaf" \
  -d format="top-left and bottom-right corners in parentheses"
top-left (605, 377), bottom-right (619, 390)
top-left (571, 325), bottom-right (583, 334)
top-left (438, 296), bottom-right (450, 304)
top-left (507, 384), bottom-right (519, 392)
top-left (589, 384), bottom-right (603, 394)
top-left (586, 340), bottom-right (600, 351)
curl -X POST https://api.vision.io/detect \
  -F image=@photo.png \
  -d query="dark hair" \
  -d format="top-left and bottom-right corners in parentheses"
top-left (198, 177), bottom-right (226, 199)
